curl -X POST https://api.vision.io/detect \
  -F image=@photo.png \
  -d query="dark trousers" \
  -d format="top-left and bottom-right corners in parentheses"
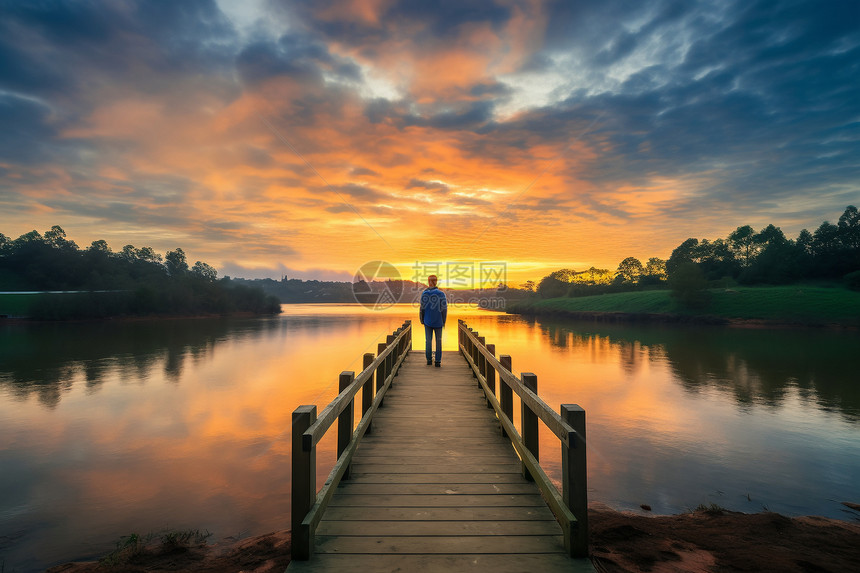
top-left (424, 325), bottom-right (442, 364)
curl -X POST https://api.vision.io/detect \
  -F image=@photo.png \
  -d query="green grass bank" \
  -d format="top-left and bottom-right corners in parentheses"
top-left (505, 285), bottom-right (860, 327)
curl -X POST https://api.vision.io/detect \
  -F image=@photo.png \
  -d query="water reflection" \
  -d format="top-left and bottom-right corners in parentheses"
top-left (0, 319), bottom-right (280, 407)
top-left (1, 306), bottom-right (858, 572)
top-left (533, 320), bottom-right (859, 421)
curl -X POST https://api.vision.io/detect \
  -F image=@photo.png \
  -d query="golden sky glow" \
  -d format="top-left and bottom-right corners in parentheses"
top-left (1, 1), bottom-right (858, 285)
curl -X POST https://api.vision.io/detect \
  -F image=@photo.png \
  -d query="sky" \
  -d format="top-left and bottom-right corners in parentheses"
top-left (1, 0), bottom-right (858, 287)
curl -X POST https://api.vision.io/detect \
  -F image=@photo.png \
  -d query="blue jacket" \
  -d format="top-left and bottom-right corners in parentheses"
top-left (420, 287), bottom-right (447, 328)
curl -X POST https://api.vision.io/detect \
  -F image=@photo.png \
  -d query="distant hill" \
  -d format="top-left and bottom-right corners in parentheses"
top-left (232, 276), bottom-right (529, 308)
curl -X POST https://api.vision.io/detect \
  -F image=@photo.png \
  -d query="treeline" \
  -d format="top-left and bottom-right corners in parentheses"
top-left (0, 226), bottom-right (281, 319)
top-left (236, 277), bottom-right (529, 306)
top-left (533, 205), bottom-right (860, 302)
top-left (232, 277), bottom-right (356, 303)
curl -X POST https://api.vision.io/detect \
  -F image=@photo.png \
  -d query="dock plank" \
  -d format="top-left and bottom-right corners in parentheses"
top-left (287, 350), bottom-right (593, 572)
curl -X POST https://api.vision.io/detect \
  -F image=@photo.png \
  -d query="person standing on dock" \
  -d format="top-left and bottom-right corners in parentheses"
top-left (419, 275), bottom-right (447, 367)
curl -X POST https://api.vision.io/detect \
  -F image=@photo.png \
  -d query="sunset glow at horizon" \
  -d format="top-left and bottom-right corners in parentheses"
top-left (1, 1), bottom-right (858, 286)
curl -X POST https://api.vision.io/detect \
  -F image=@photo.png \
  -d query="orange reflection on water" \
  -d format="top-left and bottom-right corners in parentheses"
top-left (2, 305), bottom-right (858, 572)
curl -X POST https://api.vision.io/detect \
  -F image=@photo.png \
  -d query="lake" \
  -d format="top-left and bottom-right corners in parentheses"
top-left (1, 304), bottom-right (858, 571)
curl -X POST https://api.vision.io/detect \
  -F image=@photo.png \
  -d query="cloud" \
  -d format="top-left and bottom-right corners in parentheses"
top-left (406, 179), bottom-right (450, 193)
top-left (0, 93), bottom-right (57, 162)
top-left (0, 0), bottom-right (858, 281)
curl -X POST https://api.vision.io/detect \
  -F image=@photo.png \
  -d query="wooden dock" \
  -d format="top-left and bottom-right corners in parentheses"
top-left (288, 322), bottom-right (593, 572)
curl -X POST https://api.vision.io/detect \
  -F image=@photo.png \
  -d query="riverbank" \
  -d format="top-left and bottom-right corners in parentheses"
top-left (506, 285), bottom-right (860, 328)
top-left (45, 504), bottom-right (860, 573)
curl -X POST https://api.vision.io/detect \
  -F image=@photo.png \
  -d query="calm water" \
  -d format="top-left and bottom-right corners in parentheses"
top-left (1, 304), bottom-right (859, 571)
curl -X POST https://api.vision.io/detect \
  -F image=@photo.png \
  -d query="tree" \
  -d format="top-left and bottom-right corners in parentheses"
top-left (165, 248), bottom-right (188, 276)
top-left (192, 261), bottom-right (218, 281)
top-left (813, 222), bottom-right (839, 253)
top-left (666, 238), bottom-right (698, 276)
top-left (728, 225), bottom-right (758, 267)
top-left (640, 257), bottom-right (667, 285)
top-left (741, 224), bottom-right (796, 284)
top-left (136, 246), bottom-right (162, 264)
top-left (120, 244), bottom-right (137, 262)
top-left (700, 238), bottom-right (738, 280)
top-left (88, 239), bottom-right (111, 253)
top-left (520, 280), bottom-right (536, 292)
top-left (838, 205), bottom-right (859, 250)
top-left (615, 257), bottom-right (644, 284)
top-left (549, 269), bottom-right (577, 282)
top-left (669, 262), bottom-right (710, 309)
top-left (796, 229), bottom-right (814, 255)
top-left (754, 224), bottom-right (787, 249)
top-left (571, 267), bottom-right (612, 285)
top-left (44, 225), bottom-right (77, 250)
top-left (14, 230), bottom-right (43, 245)
top-left (537, 274), bottom-right (570, 298)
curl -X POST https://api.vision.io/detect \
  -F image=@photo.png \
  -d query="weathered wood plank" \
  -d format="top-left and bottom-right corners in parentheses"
top-left (355, 443), bottom-right (513, 455)
top-left (290, 349), bottom-right (593, 572)
top-left (349, 463), bottom-right (522, 474)
top-left (345, 472), bottom-right (526, 484)
top-left (351, 454), bottom-right (517, 464)
top-left (317, 520), bottom-right (562, 536)
top-left (332, 482), bottom-right (542, 495)
top-left (321, 506), bottom-right (558, 521)
top-left (287, 553), bottom-right (595, 573)
top-left (316, 534), bottom-right (565, 554)
top-left (328, 494), bottom-right (548, 507)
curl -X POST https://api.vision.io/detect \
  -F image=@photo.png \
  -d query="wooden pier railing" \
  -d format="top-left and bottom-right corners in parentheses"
top-left (291, 320), bottom-right (412, 560)
top-left (458, 319), bottom-right (589, 557)
top-left (289, 318), bottom-right (589, 566)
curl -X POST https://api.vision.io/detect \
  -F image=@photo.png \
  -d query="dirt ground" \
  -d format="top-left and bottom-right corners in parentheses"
top-left (46, 503), bottom-right (860, 573)
top-left (588, 503), bottom-right (860, 573)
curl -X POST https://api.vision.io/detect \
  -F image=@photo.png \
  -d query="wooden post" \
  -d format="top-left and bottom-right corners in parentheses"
top-left (470, 330), bottom-right (479, 380)
top-left (377, 342), bottom-right (387, 406)
top-left (521, 373), bottom-right (539, 480)
top-left (338, 371), bottom-right (354, 480)
top-left (458, 320), bottom-right (464, 355)
top-left (477, 335), bottom-right (487, 394)
top-left (362, 353), bottom-right (374, 434)
top-left (500, 355), bottom-right (513, 436)
top-left (477, 336), bottom-right (486, 380)
top-left (486, 343), bottom-right (496, 409)
top-left (291, 405), bottom-right (317, 560)
top-left (562, 404), bottom-right (588, 557)
top-left (387, 334), bottom-right (396, 378)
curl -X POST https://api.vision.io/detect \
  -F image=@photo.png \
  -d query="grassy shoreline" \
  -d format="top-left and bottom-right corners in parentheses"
top-left (505, 285), bottom-right (860, 328)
